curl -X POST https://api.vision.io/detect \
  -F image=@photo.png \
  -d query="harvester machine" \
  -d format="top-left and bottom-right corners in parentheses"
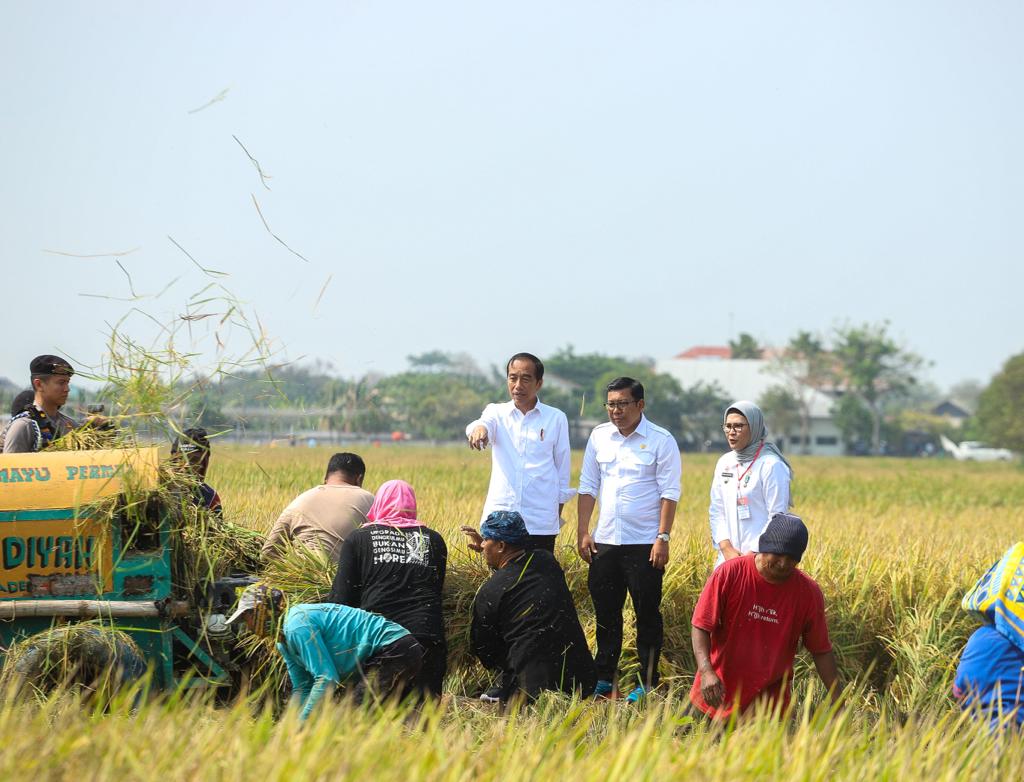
top-left (0, 447), bottom-right (255, 692)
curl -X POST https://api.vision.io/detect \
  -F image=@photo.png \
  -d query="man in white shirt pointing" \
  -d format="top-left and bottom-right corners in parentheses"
top-left (577, 377), bottom-right (681, 703)
top-left (461, 352), bottom-right (575, 554)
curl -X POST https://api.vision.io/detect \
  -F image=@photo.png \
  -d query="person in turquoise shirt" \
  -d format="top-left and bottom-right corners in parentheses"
top-left (227, 585), bottom-right (424, 720)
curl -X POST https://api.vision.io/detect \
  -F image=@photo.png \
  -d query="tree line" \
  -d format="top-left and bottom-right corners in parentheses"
top-left (180, 322), bottom-right (1021, 456)
top-left (187, 347), bottom-right (734, 449)
top-left (3, 323), bottom-right (1019, 456)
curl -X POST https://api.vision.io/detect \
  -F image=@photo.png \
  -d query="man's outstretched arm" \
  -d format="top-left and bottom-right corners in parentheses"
top-left (691, 625), bottom-right (723, 707)
top-left (812, 650), bottom-right (842, 704)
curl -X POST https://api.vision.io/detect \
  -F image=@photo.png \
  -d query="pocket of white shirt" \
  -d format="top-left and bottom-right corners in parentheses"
top-left (626, 450), bottom-right (656, 476)
top-left (596, 450), bottom-right (616, 475)
top-left (524, 428), bottom-right (550, 458)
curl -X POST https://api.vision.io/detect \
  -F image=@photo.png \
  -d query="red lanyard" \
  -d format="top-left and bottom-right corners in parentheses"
top-left (736, 442), bottom-right (764, 488)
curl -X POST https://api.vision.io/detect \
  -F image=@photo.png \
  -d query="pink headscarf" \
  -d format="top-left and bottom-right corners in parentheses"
top-left (366, 479), bottom-right (423, 529)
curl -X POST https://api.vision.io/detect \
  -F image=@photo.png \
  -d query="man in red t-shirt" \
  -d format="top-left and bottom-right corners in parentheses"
top-left (690, 513), bottom-right (841, 720)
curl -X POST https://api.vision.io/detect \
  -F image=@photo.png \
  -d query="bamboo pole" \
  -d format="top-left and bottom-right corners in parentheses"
top-left (0, 600), bottom-right (190, 619)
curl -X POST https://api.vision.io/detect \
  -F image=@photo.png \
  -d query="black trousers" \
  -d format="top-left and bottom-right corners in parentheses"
top-left (353, 634), bottom-right (424, 703)
top-left (588, 543), bottom-right (664, 688)
top-left (406, 638), bottom-right (446, 699)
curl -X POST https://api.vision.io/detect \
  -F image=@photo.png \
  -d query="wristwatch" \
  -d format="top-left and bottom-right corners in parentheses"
top-left (656, 532), bottom-right (671, 543)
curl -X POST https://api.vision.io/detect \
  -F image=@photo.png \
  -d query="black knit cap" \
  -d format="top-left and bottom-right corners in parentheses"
top-left (758, 513), bottom-right (809, 561)
top-left (30, 355), bottom-right (74, 377)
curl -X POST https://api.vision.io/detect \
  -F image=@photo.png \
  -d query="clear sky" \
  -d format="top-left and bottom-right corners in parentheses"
top-left (2, 2), bottom-right (1021, 391)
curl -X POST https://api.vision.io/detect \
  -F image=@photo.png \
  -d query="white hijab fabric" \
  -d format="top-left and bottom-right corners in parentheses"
top-left (725, 400), bottom-right (793, 478)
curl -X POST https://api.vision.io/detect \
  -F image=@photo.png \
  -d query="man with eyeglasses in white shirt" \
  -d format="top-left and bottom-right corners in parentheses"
top-left (576, 376), bottom-right (681, 703)
top-left (460, 352), bottom-right (575, 555)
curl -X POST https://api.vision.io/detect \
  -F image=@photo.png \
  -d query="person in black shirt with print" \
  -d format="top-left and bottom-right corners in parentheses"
top-left (329, 479), bottom-right (447, 698)
top-left (469, 510), bottom-right (595, 703)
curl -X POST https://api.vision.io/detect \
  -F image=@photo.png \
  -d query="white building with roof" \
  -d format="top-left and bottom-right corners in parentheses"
top-left (656, 347), bottom-right (844, 456)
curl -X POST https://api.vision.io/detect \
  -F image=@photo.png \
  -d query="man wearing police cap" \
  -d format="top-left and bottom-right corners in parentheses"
top-left (1, 355), bottom-right (78, 453)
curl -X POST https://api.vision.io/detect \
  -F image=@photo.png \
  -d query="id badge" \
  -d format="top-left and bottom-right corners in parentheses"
top-left (737, 496), bottom-right (751, 520)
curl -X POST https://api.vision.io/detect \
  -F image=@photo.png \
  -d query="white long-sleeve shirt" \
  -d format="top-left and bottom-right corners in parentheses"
top-left (578, 416), bottom-right (682, 545)
top-left (466, 399), bottom-right (575, 535)
top-left (708, 449), bottom-right (792, 567)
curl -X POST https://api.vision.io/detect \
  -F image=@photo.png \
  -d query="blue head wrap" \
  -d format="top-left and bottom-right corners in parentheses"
top-left (480, 511), bottom-right (529, 545)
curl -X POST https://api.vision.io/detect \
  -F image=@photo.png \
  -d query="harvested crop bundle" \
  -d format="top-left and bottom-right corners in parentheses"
top-left (1, 623), bottom-right (145, 701)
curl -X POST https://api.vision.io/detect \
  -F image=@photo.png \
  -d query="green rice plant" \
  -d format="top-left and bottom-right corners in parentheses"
top-left (1, 676), bottom-right (1024, 780)
top-left (880, 586), bottom-right (973, 715)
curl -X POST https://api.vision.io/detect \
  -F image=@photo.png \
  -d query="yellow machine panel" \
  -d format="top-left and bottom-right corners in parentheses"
top-left (0, 447), bottom-right (159, 511)
top-left (0, 515), bottom-right (114, 597)
top-left (0, 448), bottom-right (159, 598)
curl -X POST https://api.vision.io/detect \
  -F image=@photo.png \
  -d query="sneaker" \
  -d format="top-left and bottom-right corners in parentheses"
top-left (592, 679), bottom-right (614, 699)
top-left (479, 685), bottom-right (504, 703)
top-left (624, 685), bottom-right (648, 704)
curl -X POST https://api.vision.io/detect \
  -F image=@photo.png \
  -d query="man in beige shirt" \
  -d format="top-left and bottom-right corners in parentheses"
top-left (261, 452), bottom-right (374, 562)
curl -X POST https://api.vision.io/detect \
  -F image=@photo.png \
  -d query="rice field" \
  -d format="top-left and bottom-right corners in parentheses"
top-left (2, 445), bottom-right (1023, 780)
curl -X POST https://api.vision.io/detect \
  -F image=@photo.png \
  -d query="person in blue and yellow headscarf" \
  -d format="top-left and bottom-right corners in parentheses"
top-left (954, 542), bottom-right (1024, 731)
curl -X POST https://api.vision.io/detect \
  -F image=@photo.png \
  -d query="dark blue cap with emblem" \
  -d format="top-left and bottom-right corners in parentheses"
top-left (30, 355), bottom-right (74, 377)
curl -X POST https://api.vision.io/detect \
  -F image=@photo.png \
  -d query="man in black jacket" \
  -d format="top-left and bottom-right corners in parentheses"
top-left (470, 511), bottom-right (595, 703)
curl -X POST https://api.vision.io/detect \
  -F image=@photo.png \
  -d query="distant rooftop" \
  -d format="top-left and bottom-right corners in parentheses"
top-left (674, 344), bottom-right (783, 361)
top-left (658, 349), bottom-right (837, 419)
top-left (674, 346), bottom-right (731, 360)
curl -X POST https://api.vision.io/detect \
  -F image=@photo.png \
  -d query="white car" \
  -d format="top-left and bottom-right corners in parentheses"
top-left (941, 436), bottom-right (1015, 462)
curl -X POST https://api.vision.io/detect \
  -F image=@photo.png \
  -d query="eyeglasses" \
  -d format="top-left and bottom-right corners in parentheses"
top-left (722, 423), bottom-right (748, 432)
top-left (605, 401), bottom-right (638, 411)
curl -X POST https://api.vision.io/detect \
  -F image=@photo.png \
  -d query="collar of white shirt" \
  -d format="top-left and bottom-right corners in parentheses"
top-left (501, 398), bottom-right (546, 418)
top-left (608, 414), bottom-right (651, 441)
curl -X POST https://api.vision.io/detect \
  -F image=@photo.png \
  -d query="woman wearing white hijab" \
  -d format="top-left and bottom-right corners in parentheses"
top-left (709, 401), bottom-right (793, 567)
